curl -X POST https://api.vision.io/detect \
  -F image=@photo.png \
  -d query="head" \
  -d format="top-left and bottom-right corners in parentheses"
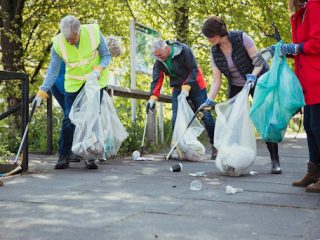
top-left (60, 15), bottom-right (81, 45)
top-left (202, 16), bottom-right (228, 45)
top-left (150, 39), bottom-right (171, 61)
top-left (288, 0), bottom-right (306, 12)
top-left (105, 36), bottom-right (123, 58)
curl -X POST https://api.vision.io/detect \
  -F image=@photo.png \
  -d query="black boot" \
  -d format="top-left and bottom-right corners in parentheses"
top-left (211, 145), bottom-right (218, 160)
top-left (55, 156), bottom-right (70, 169)
top-left (267, 142), bottom-right (282, 174)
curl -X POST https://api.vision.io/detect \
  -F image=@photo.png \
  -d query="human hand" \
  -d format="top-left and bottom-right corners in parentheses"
top-left (146, 99), bottom-right (156, 114)
top-left (33, 89), bottom-right (49, 107)
top-left (245, 74), bottom-right (257, 89)
top-left (198, 98), bottom-right (215, 111)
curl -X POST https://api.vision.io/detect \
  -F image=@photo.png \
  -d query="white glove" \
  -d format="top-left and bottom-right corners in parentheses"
top-left (33, 96), bottom-right (42, 107)
top-left (33, 89), bottom-right (49, 107)
top-left (146, 99), bottom-right (156, 113)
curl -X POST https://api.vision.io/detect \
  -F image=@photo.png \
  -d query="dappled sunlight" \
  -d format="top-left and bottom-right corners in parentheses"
top-left (141, 167), bottom-right (160, 175)
top-left (101, 191), bottom-right (150, 202)
top-left (31, 174), bottom-right (54, 180)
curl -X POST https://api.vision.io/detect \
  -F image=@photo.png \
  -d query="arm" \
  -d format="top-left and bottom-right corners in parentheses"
top-left (150, 62), bottom-right (165, 98)
top-left (300, 4), bottom-right (320, 55)
top-left (182, 45), bottom-right (199, 86)
top-left (96, 32), bottom-right (112, 70)
top-left (208, 65), bottom-right (223, 101)
top-left (40, 47), bottom-right (62, 92)
top-left (246, 44), bottom-right (263, 77)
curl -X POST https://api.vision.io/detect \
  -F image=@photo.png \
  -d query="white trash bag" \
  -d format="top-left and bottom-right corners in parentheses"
top-left (100, 91), bottom-right (128, 158)
top-left (171, 94), bottom-right (205, 161)
top-left (69, 74), bottom-right (105, 160)
top-left (214, 83), bottom-right (256, 176)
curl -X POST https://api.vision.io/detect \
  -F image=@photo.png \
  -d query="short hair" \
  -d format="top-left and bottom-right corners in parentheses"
top-left (202, 16), bottom-right (227, 38)
top-left (60, 15), bottom-right (81, 39)
top-left (150, 38), bottom-right (167, 53)
top-left (105, 36), bottom-right (123, 57)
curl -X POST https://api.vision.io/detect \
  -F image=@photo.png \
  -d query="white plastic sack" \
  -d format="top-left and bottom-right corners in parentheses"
top-left (171, 94), bottom-right (205, 161)
top-left (214, 83), bottom-right (256, 176)
top-left (100, 91), bottom-right (128, 158)
top-left (69, 75), bottom-right (105, 160)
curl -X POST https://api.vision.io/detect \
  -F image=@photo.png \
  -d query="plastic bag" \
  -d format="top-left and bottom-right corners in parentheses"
top-left (249, 42), bottom-right (305, 142)
top-left (100, 91), bottom-right (128, 158)
top-left (171, 94), bottom-right (205, 161)
top-left (214, 83), bottom-right (256, 176)
top-left (69, 74), bottom-right (105, 160)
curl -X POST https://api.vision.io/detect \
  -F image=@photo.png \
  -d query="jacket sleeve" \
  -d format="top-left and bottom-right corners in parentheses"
top-left (182, 45), bottom-right (199, 85)
top-left (150, 61), bottom-right (165, 97)
top-left (301, 3), bottom-right (320, 55)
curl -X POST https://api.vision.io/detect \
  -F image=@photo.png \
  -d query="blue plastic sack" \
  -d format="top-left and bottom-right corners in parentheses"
top-left (249, 42), bottom-right (305, 142)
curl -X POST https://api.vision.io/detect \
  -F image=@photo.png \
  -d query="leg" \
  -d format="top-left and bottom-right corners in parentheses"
top-left (304, 104), bottom-right (320, 192)
top-left (55, 89), bottom-right (81, 169)
top-left (266, 142), bottom-right (281, 174)
top-left (189, 87), bottom-right (217, 159)
top-left (171, 88), bottom-right (180, 129)
top-left (293, 105), bottom-right (320, 188)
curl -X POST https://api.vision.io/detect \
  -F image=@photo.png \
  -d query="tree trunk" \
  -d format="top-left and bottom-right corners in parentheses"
top-left (173, 0), bottom-right (190, 44)
top-left (0, 0), bottom-right (26, 128)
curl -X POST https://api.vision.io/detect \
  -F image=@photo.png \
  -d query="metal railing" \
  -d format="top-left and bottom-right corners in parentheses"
top-left (0, 71), bottom-right (29, 172)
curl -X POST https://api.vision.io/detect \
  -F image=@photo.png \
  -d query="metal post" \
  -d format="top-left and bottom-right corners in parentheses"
top-left (21, 75), bottom-right (29, 172)
top-left (130, 19), bottom-right (137, 123)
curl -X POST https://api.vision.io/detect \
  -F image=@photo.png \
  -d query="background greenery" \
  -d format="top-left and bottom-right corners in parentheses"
top-left (0, 0), bottom-right (300, 158)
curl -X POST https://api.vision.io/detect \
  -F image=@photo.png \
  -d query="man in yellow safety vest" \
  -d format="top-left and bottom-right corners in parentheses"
top-left (34, 15), bottom-right (111, 170)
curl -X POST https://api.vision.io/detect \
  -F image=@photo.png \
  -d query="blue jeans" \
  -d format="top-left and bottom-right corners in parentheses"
top-left (304, 104), bottom-right (320, 164)
top-left (50, 83), bottom-right (65, 111)
top-left (172, 85), bottom-right (215, 144)
top-left (59, 86), bottom-right (105, 157)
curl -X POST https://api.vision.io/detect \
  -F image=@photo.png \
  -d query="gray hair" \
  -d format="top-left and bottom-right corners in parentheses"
top-left (105, 36), bottom-right (123, 57)
top-left (150, 38), bottom-right (167, 53)
top-left (60, 15), bottom-right (81, 39)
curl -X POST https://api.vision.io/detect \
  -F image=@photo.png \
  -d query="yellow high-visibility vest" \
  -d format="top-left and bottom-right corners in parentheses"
top-left (53, 24), bottom-right (108, 92)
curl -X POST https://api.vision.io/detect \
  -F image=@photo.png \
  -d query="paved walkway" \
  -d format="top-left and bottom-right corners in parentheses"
top-left (0, 136), bottom-right (319, 240)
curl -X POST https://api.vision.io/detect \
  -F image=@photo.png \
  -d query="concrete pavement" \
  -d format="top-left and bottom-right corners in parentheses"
top-left (0, 136), bottom-right (319, 240)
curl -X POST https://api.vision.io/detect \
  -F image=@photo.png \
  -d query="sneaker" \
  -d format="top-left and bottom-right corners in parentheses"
top-left (85, 159), bottom-right (99, 169)
top-left (69, 153), bottom-right (83, 162)
top-left (55, 156), bottom-right (70, 169)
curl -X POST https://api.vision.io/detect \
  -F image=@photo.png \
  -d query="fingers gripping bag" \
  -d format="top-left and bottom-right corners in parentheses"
top-left (249, 42), bottom-right (305, 142)
top-left (69, 74), bottom-right (105, 160)
top-left (171, 94), bottom-right (205, 161)
top-left (100, 91), bottom-right (128, 158)
top-left (214, 83), bottom-right (256, 176)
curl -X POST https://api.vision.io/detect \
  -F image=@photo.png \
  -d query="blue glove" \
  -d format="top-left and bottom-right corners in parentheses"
top-left (246, 74), bottom-right (257, 89)
top-left (198, 98), bottom-right (215, 111)
top-left (280, 43), bottom-right (297, 56)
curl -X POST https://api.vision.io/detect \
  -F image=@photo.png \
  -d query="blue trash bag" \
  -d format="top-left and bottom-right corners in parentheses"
top-left (249, 41), bottom-right (305, 143)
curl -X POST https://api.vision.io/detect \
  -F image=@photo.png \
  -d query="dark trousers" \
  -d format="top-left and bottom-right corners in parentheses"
top-left (230, 85), bottom-right (278, 158)
top-left (304, 104), bottom-right (320, 164)
top-left (172, 85), bottom-right (215, 144)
